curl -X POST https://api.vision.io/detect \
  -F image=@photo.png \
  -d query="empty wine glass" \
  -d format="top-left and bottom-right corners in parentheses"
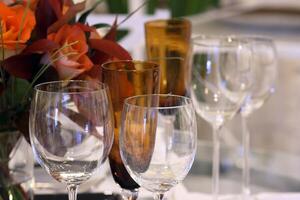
top-left (189, 36), bottom-right (253, 200)
top-left (238, 37), bottom-right (277, 199)
top-left (120, 94), bottom-right (197, 200)
top-left (29, 80), bottom-right (114, 200)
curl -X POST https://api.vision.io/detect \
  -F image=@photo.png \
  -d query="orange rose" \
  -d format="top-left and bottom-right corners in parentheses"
top-left (0, 2), bottom-right (36, 50)
top-left (47, 24), bottom-right (93, 80)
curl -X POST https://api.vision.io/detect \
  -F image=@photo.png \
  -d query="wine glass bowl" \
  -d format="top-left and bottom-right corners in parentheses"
top-left (190, 36), bottom-right (252, 127)
top-left (120, 94), bottom-right (197, 199)
top-left (29, 80), bottom-right (114, 200)
top-left (236, 36), bottom-right (277, 199)
top-left (189, 35), bottom-right (253, 199)
top-left (242, 37), bottom-right (277, 115)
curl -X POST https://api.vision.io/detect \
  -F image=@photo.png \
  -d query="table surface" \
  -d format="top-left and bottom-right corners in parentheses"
top-left (34, 142), bottom-right (300, 198)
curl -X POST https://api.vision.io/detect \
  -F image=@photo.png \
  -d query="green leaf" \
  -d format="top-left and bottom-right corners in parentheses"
top-left (78, 0), bottom-right (105, 23)
top-left (169, 0), bottom-right (218, 17)
top-left (9, 184), bottom-right (26, 200)
top-left (0, 112), bottom-right (12, 131)
top-left (9, 78), bottom-right (31, 105)
top-left (0, 78), bottom-right (31, 110)
top-left (212, 0), bottom-right (220, 7)
top-left (92, 23), bottom-right (110, 29)
top-left (91, 24), bottom-right (128, 42)
top-left (116, 29), bottom-right (129, 41)
top-left (169, 0), bottom-right (186, 17)
top-left (106, 0), bottom-right (128, 14)
top-left (147, 0), bottom-right (158, 14)
top-left (0, 78), bottom-right (30, 131)
top-left (185, 0), bottom-right (206, 16)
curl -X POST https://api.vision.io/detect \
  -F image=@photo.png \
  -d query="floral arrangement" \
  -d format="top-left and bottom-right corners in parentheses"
top-left (0, 0), bottom-right (131, 136)
top-left (0, 0), bottom-right (131, 199)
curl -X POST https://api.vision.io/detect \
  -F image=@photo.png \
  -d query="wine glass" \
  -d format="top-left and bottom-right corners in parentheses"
top-left (120, 94), bottom-right (197, 200)
top-left (238, 37), bottom-right (277, 199)
top-left (189, 36), bottom-right (253, 199)
top-left (29, 80), bottom-right (114, 200)
top-left (101, 60), bottom-right (160, 200)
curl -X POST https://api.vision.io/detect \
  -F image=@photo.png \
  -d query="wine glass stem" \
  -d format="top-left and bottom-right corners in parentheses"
top-left (241, 115), bottom-right (251, 198)
top-left (67, 184), bottom-right (78, 200)
top-left (212, 125), bottom-right (221, 200)
top-left (121, 189), bottom-right (139, 200)
top-left (154, 193), bottom-right (164, 200)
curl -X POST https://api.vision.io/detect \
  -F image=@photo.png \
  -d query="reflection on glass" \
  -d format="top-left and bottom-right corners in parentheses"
top-left (120, 94), bottom-right (197, 200)
top-left (29, 80), bottom-right (114, 200)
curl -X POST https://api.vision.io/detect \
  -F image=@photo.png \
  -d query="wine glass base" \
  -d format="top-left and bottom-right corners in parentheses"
top-left (121, 188), bottom-right (138, 200)
top-left (219, 194), bottom-right (257, 200)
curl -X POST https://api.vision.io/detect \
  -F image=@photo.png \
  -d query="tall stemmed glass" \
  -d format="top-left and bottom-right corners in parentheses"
top-left (189, 36), bottom-right (253, 200)
top-left (29, 80), bottom-right (114, 200)
top-left (120, 94), bottom-right (197, 200)
top-left (101, 60), bottom-right (160, 200)
top-left (239, 37), bottom-right (277, 199)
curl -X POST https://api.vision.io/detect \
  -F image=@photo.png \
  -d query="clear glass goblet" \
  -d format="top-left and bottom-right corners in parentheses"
top-left (120, 94), bottom-right (197, 200)
top-left (29, 80), bottom-right (114, 200)
top-left (239, 37), bottom-right (277, 199)
top-left (189, 35), bottom-right (253, 200)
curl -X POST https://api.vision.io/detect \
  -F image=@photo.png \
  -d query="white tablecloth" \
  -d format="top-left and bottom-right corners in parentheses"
top-left (34, 168), bottom-right (300, 200)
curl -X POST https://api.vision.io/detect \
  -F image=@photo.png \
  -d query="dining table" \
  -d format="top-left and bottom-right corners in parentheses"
top-left (34, 3), bottom-right (300, 199)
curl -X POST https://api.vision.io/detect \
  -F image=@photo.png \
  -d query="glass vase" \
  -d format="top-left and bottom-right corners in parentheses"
top-left (0, 131), bottom-right (34, 200)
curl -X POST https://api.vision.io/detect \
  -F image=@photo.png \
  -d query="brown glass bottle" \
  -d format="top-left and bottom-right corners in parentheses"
top-left (145, 19), bottom-right (191, 96)
top-left (109, 144), bottom-right (139, 190)
top-left (101, 60), bottom-right (160, 191)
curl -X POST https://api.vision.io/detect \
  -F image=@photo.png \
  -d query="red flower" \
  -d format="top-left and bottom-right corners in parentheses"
top-left (47, 24), bottom-right (93, 80)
